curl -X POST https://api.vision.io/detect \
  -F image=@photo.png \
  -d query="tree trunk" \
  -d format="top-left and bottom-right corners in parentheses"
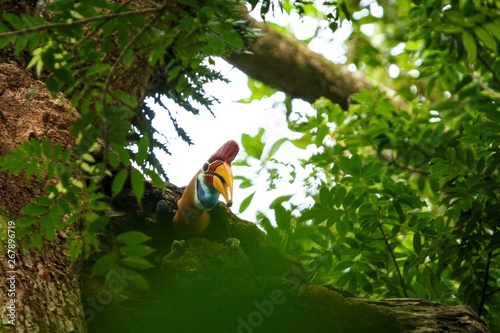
top-left (0, 63), bottom-right (85, 332)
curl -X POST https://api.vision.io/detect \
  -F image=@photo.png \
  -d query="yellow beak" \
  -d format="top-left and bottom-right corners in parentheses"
top-left (209, 162), bottom-right (234, 207)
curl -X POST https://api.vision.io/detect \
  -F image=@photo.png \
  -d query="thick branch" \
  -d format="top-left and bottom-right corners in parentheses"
top-left (226, 15), bottom-right (368, 109)
top-left (365, 298), bottom-right (489, 333)
top-left (99, 181), bottom-right (489, 333)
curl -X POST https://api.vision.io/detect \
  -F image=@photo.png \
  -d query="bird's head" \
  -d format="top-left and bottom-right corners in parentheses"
top-left (200, 140), bottom-right (239, 207)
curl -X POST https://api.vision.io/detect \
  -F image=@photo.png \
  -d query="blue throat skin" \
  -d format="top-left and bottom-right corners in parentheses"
top-left (196, 175), bottom-right (219, 210)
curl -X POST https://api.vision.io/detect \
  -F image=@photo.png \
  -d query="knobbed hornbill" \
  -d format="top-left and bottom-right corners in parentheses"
top-left (156, 140), bottom-right (239, 247)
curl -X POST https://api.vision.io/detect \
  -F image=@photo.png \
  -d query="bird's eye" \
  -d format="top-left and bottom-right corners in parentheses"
top-left (203, 162), bottom-right (209, 171)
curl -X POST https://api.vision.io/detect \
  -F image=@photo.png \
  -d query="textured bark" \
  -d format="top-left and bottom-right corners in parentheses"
top-left (0, 0), bottom-right (159, 331)
top-left (0, 63), bottom-right (85, 333)
top-left (225, 11), bottom-right (408, 110)
top-left (225, 12), bottom-right (369, 109)
top-left (365, 298), bottom-right (489, 333)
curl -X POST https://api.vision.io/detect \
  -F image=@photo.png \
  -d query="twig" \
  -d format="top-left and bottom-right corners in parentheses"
top-left (99, 1), bottom-right (168, 182)
top-left (478, 239), bottom-right (494, 316)
top-left (73, 0), bottom-right (135, 50)
top-left (378, 153), bottom-right (430, 176)
top-left (486, 286), bottom-right (500, 297)
top-left (102, 5), bottom-right (165, 95)
top-left (473, 71), bottom-right (500, 100)
top-left (0, 7), bottom-right (162, 38)
top-left (377, 210), bottom-right (409, 297)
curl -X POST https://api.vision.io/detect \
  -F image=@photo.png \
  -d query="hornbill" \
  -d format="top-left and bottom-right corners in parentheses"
top-left (156, 140), bottom-right (239, 246)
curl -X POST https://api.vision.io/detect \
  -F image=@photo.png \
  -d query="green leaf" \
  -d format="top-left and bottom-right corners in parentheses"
top-left (55, 68), bottom-right (75, 85)
top-left (136, 136), bottom-right (149, 166)
top-left (0, 37), bottom-right (9, 49)
top-left (68, 240), bottom-right (82, 263)
top-left (465, 148), bottom-right (475, 171)
top-left (76, 126), bottom-right (100, 155)
top-left (46, 0), bottom-right (74, 11)
top-left (413, 232), bottom-right (422, 254)
top-left (31, 233), bottom-right (43, 249)
top-left (24, 161), bottom-right (38, 180)
top-left (117, 231), bottom-right (151, 245)
top-left (0, 20), bottom-right (9, 32)
top-left (70, 112), bottom-right (96, 136)
top-left (239, 191), bottom-right (255, 213)
top-left (121, 256), bottom-right (154, 270)
top-left (275, 205), bottom-right (291, 230)
top-left (291, 135), bottom-right (312, 149)
top-left (87, 216), bottom-right (109, 233)
top-left (41, 216), bottom-right (55, 241)
top-left (348, 273), bottom-right (357, 293)
top-left (28, 34), bottom-right (40, 53)
top-left (22, 203), bottom-right (47, 216)
top-left (446, 147), bottom-right (456, 166)
top-left (333, 260), bottom-right (354, 272)
top-left (484, 21), bottom-right (500, 41)
top-left (120, 244), bottom-right (155, 257)
top-left (115, 90), bottom-right (137, 108)
top-left (475, 27), bottom-right (497, 52)
top-left (319, 186), bottom-right (331, 207)
top-left (3, 13), bottom-right (24, 30)
top-left (122, 48), bottom-right (134, 68)
top-left (266, 138), bottom-right (288, 159)
top-left (125, 269), bottom-right (150, 290)
top-left (481, 121), bottom-right (500, 133)
top-left (92, 252), bottom-right (118, 276)
top-left (361, 163), bottom-right (383, 179)
top-left (16, 216), bottom-right (39, 227)
top-left (332, 186), bottom-right (346, 208)
top-left (14, 36), bottom-right (28, 55)
top-left (268, 196), bottom-right (292, 211)
top-left (41, 49), bottom-right (55, 70)
top-left (115, 146), bottom-right (131, 167)
top-left (241, 129), bottom-right (265, 159)
top-left (450, 265), bottom-right (469, 280)
top-left (130, 168), bottom-right (144, 203)
top-left (315, 125), bottom-right (329, 147)
top-left (482, 107), bottom-right (500, 124)
top-left (234, 175), bottom-right (253, 188)
top-left (337, 155), bottom-right (362, 177)
top-left (145, 169), bottom-right (165, 190)
top-left (221, 30), bottom-right (244, 48)
top-left (462, 31), bottom-right (477, 63)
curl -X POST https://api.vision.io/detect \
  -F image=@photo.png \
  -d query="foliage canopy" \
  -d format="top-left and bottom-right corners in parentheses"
top-left (0, 0), bottom-right (499, 330)
top-left (236, 0), bottom-right (500, 329)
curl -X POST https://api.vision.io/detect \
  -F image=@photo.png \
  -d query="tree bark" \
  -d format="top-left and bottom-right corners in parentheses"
top-left (365, 298), bottom-right (489, 333)
top-left (225, 10), bottom-right (407, 110)
top-left (0, 63), bottom-right (85, 333)
top-left (225, 13), bottom-right (368, 109)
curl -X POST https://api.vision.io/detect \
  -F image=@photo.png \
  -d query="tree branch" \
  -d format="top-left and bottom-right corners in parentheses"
top-left (225, 13), bottom-right (368, 109)
top-left (0, 6), bottom-right (162, 38)
top-left (225, 11), bottom-right (407, 110)
top-left (478, 247), bottom-right (493, 316)
top-left (377, 211), bottom-right (409, 298)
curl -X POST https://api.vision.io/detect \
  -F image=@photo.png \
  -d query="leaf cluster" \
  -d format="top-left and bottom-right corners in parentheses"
top-left (0, 0), bottom-right (255, 294)
top-left (238, 0), bottom-right (500, 327)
